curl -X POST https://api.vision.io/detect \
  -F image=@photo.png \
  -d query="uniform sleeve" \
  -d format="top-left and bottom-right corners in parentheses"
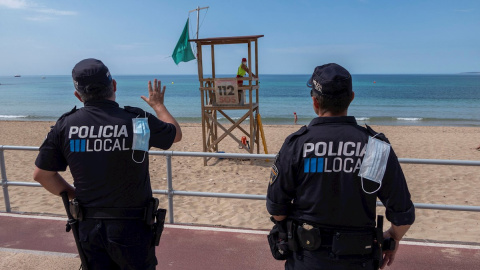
top-left (377, 148), bottom-right (415, 226)
top-left (147, 114), bottom-right (176, 150)
top-left (35, 124), bottom-right (68, 172)
top-left (266, 139), bottom-right (297, 216)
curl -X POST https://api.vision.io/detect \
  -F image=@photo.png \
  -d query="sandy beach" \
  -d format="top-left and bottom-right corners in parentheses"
top-left (1, 121), bottom-right (479, 244)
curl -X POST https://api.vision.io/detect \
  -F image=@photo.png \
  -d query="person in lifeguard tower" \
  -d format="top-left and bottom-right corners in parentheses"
top-left (237, 58), bottom-right (255, 86)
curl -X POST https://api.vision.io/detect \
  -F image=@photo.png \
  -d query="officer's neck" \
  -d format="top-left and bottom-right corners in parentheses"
top-left (316, 110), bottom-right (348, 117)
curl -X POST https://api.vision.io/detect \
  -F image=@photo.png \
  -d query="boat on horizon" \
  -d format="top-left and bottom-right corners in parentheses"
top-left (14, 75), bottom-right (21, 77)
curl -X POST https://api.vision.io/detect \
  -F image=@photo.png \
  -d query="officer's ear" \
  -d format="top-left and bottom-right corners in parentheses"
top-left (312, 96), bottom-right (319, 109)
top-left (112, 79), bottom-right (117, 93)
top-left (74, 91), bottom-right (84, 103)
top-left (312, 96), bottom-right (320, 115)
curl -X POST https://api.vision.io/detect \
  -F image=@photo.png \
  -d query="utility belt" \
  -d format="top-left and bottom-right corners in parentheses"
top-left (288, 220), bottom-right (375, 257)
top-left (69, 198), bottom-right (166, 246)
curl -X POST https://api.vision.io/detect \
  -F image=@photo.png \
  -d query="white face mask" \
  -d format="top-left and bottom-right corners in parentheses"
top-left (358, 135), bottom-right (391, 194)
top-left (242, 62), bottom-right (247, 65)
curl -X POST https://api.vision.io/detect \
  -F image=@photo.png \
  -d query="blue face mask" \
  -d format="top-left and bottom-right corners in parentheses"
top-left (132, 114), bottom-right (150, 163)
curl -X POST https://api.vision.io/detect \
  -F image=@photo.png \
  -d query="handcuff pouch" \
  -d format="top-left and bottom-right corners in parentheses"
top-left (296, 223), bottom-right (322, 251)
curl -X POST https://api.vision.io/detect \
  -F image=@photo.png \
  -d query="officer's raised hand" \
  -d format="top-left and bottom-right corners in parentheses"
top-left (141, 79), bottom-right (182, 143)
top-left (142, 79), bottom-right (166, 109)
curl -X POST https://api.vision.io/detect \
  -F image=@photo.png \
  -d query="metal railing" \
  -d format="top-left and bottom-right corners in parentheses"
top-left (1, 145), bottom-right (480, 224)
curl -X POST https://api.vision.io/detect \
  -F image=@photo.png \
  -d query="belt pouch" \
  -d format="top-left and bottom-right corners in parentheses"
top-left (296, 224), bottom-right (322, 251)
top-left (332, 231), bottom-right (373, 256)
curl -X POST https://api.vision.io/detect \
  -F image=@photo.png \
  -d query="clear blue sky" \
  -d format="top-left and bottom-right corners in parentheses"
top-left (1, 0), bottom-right (479, 75)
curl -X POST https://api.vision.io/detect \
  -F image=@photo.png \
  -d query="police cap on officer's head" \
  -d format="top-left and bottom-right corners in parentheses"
top-left (72, 58), bottom-right (112, 93)
top-left (307, 63), bottom-right (352, 97)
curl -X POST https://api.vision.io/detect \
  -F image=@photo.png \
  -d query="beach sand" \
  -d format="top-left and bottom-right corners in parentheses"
top-left (1, 121), bottom-right (479, 244)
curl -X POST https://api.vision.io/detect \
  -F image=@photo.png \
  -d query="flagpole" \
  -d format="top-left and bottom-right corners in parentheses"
top-left (189, 6), bottom-right (209, 39)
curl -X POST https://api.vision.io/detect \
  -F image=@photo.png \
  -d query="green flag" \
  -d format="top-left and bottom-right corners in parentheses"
top-left (172, 19), bottom-right (196, 65)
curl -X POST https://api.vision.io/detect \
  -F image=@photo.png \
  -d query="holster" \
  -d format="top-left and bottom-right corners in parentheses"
top-left (373, 215), bottom-right (384, 270)
top-left (287, 219), bottom-right (299, 252)
top-left (69, 198), bottom-right (83, 221)
top-left (267, 217), bottom-right (290, 260)
top-left (145, 198), bottom-right (159, 225)
top-left (153, 208), bottom-right (167, 246)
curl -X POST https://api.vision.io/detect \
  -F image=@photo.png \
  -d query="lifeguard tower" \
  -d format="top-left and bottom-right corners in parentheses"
top-left (189, 35), bottom-right (265, 165)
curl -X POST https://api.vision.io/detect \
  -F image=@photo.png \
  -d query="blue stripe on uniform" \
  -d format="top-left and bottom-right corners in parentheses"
top-left (80, 139), bottom-right (86, 152)
top-left (75, 140), bottom-right (80, 152)
top-left (304, 158), bottom-right (310, 173)
top-left (317, 158), bottom-right (324, 172)
top-left (70, 140), bottom-right (75, 152)
top-left (310, 158), bottom-right (317, 173)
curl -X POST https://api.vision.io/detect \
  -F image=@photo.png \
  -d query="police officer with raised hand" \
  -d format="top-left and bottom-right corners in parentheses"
top-left (33, 58), bottom-right (181, 269)
top-left (266, 63), bottom-right (414, 269)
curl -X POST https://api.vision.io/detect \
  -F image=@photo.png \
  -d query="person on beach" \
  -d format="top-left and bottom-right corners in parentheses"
top-left (237, 57), bottom-right (255, 86)
top-left (293, 112), bottom-right (298, 125)
top-left (33, 58), bottom-right (182, 269)
top-left (266, 63), bottom-right (414, 270)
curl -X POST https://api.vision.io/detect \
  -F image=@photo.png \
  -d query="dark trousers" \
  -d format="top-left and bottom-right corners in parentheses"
top-left (79, 219), bottom-right (157, 270)
top-left (285, 249), bottom-right (374, 270)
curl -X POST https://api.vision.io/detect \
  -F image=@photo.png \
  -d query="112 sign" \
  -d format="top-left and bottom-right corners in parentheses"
top-left (214, 79), bottom-right (239, 105)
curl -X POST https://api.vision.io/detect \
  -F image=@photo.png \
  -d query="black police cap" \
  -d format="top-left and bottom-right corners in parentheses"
top-left (72, 58), bottom-right (112, 93)
top-left (307, 63), bottom-right (352, 97)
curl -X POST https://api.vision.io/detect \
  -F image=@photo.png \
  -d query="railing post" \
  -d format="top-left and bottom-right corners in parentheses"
top-left (165, 154), bottom-right (174, 224)
top-left (0, 146), bottom-right (12, 212)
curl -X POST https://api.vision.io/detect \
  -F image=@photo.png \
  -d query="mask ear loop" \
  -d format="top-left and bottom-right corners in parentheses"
top-left (361, 176), bottom-right (382, 194)
top-left (131, 112), bottom-right (148, 164)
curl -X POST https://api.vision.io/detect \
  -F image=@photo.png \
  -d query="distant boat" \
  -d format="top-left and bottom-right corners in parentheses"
top-left (14, 75), bottom-right (21, 77)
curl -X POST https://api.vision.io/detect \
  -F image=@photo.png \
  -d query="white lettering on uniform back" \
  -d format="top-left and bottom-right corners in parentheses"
top-left (69, 126), bottom-right (79, 138)
top-left (78, 126), bottom-right (88, 138)
top-left (103, 126), bottom-right (113, 138)
top-left (117, 125), bottom-right (128, 137)
top-left (343, 142), bottom-right (355, 156)
top-left (303, 143), bottom-right (314, 157)
top-left (315, 142), bottom-right (327, 156)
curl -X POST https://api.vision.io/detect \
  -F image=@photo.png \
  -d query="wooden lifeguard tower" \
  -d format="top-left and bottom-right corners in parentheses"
top-left (189, 35), bottom-right (264, 165)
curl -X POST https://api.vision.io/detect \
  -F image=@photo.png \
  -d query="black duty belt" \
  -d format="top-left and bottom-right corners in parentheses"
top-left (82, 207), bottom-right (146, 220)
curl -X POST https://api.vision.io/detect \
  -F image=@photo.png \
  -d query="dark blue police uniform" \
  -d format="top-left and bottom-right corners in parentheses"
top-left (267, 116), bottom-right (415, 270)
top-left (35, 99), bottom-right (176, 269)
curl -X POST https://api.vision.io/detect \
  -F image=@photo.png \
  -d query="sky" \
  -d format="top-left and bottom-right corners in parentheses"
top-left (0, 0), bottom-right (479, 75)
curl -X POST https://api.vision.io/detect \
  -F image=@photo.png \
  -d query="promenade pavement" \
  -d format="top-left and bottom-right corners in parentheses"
top-left (1, 213), bottom-right (479, 270)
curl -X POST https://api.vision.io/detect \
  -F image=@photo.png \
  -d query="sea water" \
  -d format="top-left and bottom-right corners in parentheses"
top-left (0, 74), bottom-right (479, 126)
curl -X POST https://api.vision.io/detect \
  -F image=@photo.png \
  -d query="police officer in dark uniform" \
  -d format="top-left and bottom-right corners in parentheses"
top-left (33, 58), bottom-right (182, 269)
top-left (266, 63), bottom-right (415, 270)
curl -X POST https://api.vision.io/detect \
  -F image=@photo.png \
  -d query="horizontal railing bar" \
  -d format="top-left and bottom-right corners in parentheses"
top-left (172, 190), bottom-right (266, 200)
top-left (2, 146), bottom-right (479, 166)
top-left (5, 182), bottom-right (42, 187)
top-left (0, 146), bottom-right (39, 151)
top-left (149, 150), bottom-right (273, 159)
top-left (398, 158), bottom-right (480, 166)
top-left (376, 201), bottom-right (480, 212)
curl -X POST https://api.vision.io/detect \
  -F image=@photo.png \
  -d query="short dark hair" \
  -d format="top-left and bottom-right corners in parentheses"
top-left (75, 82), bottom-right (114, 102)
top-left (311, 89), bottom-right (352, 115)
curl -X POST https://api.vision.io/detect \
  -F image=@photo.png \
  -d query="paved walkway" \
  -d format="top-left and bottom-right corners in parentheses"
top-left (1, 213), bottom-right (479, 269)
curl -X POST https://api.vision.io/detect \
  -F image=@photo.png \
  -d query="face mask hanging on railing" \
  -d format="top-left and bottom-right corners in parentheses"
top-left (358, 135), bottom-right (391, 194)
top-left (132, 112), bottom-right (150, 163)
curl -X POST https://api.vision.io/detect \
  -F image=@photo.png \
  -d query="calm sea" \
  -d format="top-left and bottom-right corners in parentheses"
top-left (0, 74), bottom-right (479, 126)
